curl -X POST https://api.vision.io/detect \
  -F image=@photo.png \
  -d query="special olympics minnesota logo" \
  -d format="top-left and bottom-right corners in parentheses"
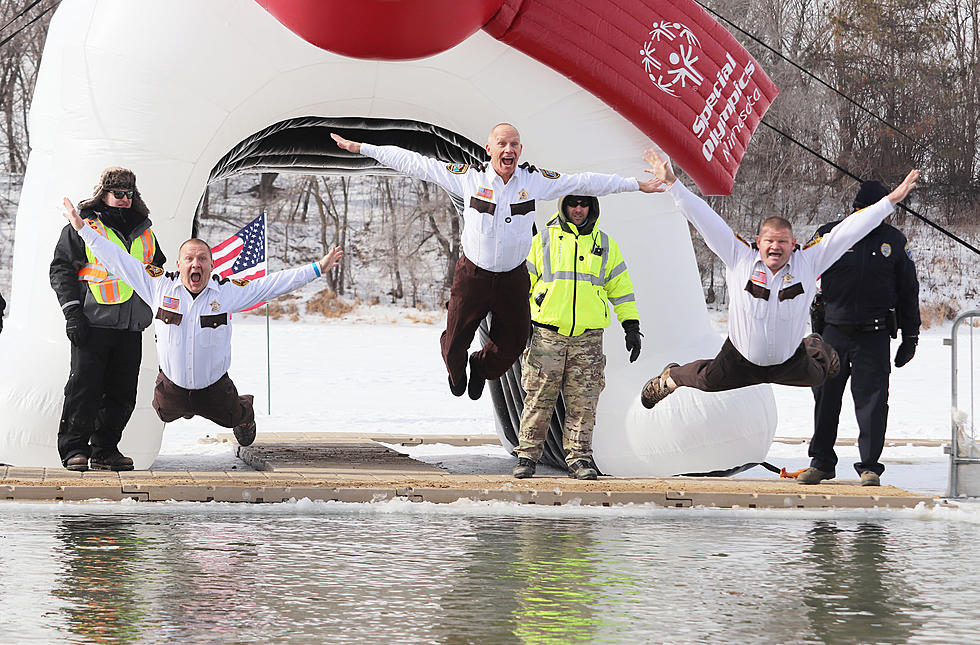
top-left (639, 21), bottom-right (703, 97)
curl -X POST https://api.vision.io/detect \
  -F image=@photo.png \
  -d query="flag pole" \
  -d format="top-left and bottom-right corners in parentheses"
top-left (264, 209), bottom-right (271, 415)
top-left (266, 301), bottom-right (271, 415)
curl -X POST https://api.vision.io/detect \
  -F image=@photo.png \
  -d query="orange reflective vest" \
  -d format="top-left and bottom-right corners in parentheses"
top-left (77, 218), bottom-right (155, 304)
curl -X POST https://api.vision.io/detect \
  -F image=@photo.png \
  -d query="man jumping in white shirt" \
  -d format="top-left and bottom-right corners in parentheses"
top-left (637, 149), bottom-right (919, 409)
top-left (62, 197), bottom-right (343, 447)
top-left (332, 124), bottom-right (659, 400)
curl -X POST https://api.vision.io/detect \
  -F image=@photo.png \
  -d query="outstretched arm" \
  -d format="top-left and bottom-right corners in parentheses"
top-left (807, 169), bottom-right (920, 274)
top-left (641, 149), bottom-right (745, 267)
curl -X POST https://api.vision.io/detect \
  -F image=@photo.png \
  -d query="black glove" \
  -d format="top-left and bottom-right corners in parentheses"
top-left (65, 305), bottom-right (90, 347)
top-left (894, 334), bottom-right (918, 368)
top-left (623, 320), bottom-right (642, 363)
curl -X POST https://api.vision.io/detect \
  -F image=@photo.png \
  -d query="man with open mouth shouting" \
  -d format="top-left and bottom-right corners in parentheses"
top-left (332, 124), bottom-right (660, 401)
top-left (61, 196), bottom-right (343, 452)
top-left (637, 149), bottom-right (919, 415)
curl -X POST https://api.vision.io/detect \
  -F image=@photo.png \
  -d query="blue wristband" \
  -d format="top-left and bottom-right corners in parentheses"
top-left (312, 261), bottom-right (321, 278)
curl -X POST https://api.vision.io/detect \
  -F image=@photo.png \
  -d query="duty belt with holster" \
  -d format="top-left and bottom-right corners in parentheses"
top-left (829, 310), bottom-right (898, 338)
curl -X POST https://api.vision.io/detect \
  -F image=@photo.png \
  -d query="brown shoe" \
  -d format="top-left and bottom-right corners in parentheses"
top-left (234, 420), bottom-right (257, 446)
top-left (89, 454), bottom-right (134, 471)
top-left (797, 467), bottom-right (835, 484)
top-left (641, 363), bottom-right (679, 409)
top-left (65, 455), bottom-right (89, 472)
top-left (860, 471), bottom-right (881, 486)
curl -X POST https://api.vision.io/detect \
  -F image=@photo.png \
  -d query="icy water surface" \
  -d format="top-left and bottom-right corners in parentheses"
top-left (1, 500), bottom-right (979, 644)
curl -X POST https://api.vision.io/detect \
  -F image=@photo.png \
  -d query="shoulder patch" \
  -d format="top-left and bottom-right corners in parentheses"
top-left (541, 169), bottom-right (561, 179)
top-left (733, 231), bottom-right (750, 247)
top-left (446, 163), bottom-right (469, 174)
top-left (231, 278), bottom-right (250, 287)
top-left (803, 236), bottom-right (822, 250)
top-left (145, 264), bottom-right (164, 278)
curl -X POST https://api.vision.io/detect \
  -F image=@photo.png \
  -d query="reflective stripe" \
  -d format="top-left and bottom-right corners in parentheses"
top-left (599, 231), bottom-right (609, 280)
top-left (609, 293), bottom-right (636, 305)
top-left (526, 260), bottom-right (538, 277)
top-left (552, 270), bottom-right (603, 286)
top-left (78, 264), bottom-right (109, 282)
top-left (607, 261), bottom-right (628, 281)
top-left (137, 228), bottom-right (154, 262)
top-left (540, 230), bottom-right (553, 282)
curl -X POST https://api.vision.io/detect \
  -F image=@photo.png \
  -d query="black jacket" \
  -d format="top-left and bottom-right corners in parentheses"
top-left (50, 205), bottom-right (166, 331)
top-left (815, 219), bottom-right (920, 336)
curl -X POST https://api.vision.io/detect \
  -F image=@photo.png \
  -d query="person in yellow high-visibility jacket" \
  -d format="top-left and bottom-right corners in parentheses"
top-left (50, 167), bottom-right (166, 472)
top-left (513, 195), bottom-right (641, 480)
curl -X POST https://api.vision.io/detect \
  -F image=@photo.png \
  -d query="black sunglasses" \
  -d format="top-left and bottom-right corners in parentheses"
top-left (110, 189), bottom-right (134, 199)
top-left (566, 197), bottom-right (590, 207)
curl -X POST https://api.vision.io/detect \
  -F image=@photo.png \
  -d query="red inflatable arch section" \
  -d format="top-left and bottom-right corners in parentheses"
top-left (256, 0), bottom-right (778, 195)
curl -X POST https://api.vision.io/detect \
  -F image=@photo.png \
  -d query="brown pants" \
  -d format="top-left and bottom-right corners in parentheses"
top-left (441, 255), bottom-right (531, 381)
top-left (152, 371), bottom-right (254, 428)
top-left (670, 336), bottom-right (838, 392)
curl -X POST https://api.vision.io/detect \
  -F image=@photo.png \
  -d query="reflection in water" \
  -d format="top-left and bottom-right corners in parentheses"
top-left (435, 518), bottom-right (635, 644)
top-left (802, 521), bottom-right (925, 645)
top-left (52, 516), bottom-right (150, 644)
top-left (1, 505), bottom-right (979, 644)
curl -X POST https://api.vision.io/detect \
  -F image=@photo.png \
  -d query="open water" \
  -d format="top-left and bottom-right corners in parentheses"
top-left (1, 499), bottom-right (979, 644)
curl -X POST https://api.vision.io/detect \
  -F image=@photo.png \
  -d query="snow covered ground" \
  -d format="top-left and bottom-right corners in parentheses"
top-left (155, 307), bottom-right (971, 496)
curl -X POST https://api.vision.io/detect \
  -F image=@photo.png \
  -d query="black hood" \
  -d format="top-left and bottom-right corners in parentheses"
top-left (557, 195), bottom-right (600, 235)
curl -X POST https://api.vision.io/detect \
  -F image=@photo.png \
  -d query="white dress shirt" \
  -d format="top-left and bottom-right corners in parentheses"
top-left (360, 143), bottom-right (640, 272)
top-left (669, 181), bottom-right (895, 366)
top-left (79, 225), bottom-right (320, 389)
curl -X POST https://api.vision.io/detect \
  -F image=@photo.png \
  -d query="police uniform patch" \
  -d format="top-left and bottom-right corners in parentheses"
top-left (446, 163), bottom-right (468, 174)
top-left (802, 236), bottom-right (822, 250)
top-left (231, 278), bottom-right (250, 286)
top-left (541, 169), bottom-right (561, 179)
top-left (880, 243), bottom-right (892, 257)
top-left (905, 242), bottom-right (912, 259)
top-left (145, 264), bottom-right (164, 278)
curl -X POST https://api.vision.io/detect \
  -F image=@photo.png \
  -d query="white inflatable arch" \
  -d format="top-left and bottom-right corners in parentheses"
top-left (0, 0), bottom-right (775, 474)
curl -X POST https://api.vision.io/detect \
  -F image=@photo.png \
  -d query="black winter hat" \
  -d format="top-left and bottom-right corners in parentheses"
top-left (852, 180), bottom-right (890, 210)
top-left (77, 166), bottom-right (150, 217)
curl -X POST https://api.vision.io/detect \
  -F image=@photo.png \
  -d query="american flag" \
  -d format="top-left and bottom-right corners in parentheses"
top-left (212, 213), bottom-right (266, 311)
top-left (212, 213), bottom-right (266, 281)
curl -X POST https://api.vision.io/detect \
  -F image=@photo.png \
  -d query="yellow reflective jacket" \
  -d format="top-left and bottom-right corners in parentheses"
top-left (526, 203), bottom-right (639, 337)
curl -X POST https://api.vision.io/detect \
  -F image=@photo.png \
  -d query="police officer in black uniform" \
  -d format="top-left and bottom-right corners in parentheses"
top-left (799, 179), bottom-right (920, 486)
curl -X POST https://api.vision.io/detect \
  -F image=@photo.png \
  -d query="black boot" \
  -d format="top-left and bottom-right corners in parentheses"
top-left (512, 457), bottom-right (536, 479)
top-left (90, 454), bottom-right (134, 471)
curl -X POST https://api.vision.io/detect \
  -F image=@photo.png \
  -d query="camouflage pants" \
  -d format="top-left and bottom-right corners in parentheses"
top-left (515, 327), bottom-right (606, 465)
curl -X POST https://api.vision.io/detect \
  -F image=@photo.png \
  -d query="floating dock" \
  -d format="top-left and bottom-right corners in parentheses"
top-left (0, 433), bottom-right (940, 508)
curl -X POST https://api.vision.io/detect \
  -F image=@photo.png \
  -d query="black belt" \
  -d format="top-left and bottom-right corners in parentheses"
top-left (828, 320), bottom-right (889, 334)
top-left (532, 321), bottom-right (601, 333)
